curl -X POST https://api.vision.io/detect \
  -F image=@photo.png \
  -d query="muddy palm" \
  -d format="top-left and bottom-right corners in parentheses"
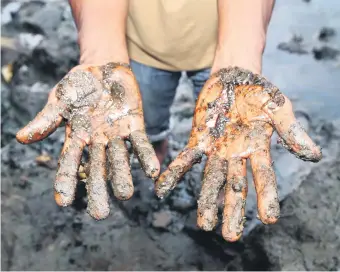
top-left (16, 63), bottom-right (160, 220)
top-left (155, 67), bottom-right (322, 242)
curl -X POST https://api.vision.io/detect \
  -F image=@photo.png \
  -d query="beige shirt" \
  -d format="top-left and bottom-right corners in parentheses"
top-left (127, 0), bottom-right (218, 71)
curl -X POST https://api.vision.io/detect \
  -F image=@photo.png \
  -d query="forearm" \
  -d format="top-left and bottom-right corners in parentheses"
top-left (69, 0), bottom-right (129, 65)
top-left (212, 0), bottom-right (275, 74)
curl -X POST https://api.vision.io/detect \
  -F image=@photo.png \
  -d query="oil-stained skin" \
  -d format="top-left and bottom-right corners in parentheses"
top-left (16, 62), bottom-right (160, 220)
top-left (155, 66), bottom-right (322, 242)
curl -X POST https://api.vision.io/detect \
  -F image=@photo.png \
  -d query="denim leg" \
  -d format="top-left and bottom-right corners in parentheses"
top-left (130, 60), bottom-right (181, 142)
top-left (187, 68), bottom-right (211, 100)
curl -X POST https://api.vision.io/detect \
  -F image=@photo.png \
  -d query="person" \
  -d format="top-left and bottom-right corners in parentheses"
top-left (16, 0), bottom-right (322, 242)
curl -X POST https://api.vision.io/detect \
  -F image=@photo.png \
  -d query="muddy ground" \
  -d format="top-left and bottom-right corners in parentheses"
top-left (1, 0), bottom-right (340, 270)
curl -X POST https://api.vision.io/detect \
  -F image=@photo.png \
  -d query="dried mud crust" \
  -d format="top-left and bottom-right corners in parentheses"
top-left (156, 66), bottom-right (321, 242)
top-left (156, 66), bottom-right (286, 193)
top-left (16, 62), bottom-right (160, 219)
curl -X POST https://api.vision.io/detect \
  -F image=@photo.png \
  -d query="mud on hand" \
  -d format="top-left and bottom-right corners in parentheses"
top-left (16, 62), bottom-right (160, 220)
top-left (155, 66), bottom-right (322, 242)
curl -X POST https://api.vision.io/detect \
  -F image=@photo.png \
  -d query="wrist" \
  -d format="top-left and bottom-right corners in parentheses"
top-left (79, 35), bottom-right (129, 65)
top-left (79, 48), bottom-right (129, 66)
top-left (212, 44), bottom-right (263, 75)
top-left (71, 0), bottom-right (129, 66)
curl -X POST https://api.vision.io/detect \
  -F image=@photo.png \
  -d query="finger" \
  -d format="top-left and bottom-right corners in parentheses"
top-left (108, 138), bottom-right (134, 200)
top-left (16, 102), bottom-right (63, 144)
top-left (86, 143), bottom-right (110, 220)
top-left (54, 127), bottom-right (85, 207)
top-left (129, 130), bottom-right (160, 179)
top-left (222, 158), bottom-right (247, 242)
top-left (264, 94), bottom-right (322, 162)
top-left (197, 154), bottom-right (227, 231)
top-left (250, 148), bottom-right (280, 224)
top-left (155, 146), bottom-right (203, 198)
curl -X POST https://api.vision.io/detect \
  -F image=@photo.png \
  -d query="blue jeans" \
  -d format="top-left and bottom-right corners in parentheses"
top-left (131, 60), bottom-right (211, 142)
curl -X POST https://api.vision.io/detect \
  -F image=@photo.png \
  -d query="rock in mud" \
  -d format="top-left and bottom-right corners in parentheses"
top-left (277, 35), bottom-right (309, 55)
top-left (152, 210), bottom-right (173, 229)
top-left (312, 45), bottom-right (340, 60)
top-left (318, 27), bottom-right (336, 42)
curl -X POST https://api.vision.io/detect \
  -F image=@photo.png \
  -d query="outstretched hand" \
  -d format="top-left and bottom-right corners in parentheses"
top-left (16, 62), bottom-right (160, 219)
top-left (155, 67), bottom-right (322, 241)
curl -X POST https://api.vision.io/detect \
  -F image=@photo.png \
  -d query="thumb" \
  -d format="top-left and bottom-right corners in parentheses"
top-left (16, 100), bottom-right (64, 144)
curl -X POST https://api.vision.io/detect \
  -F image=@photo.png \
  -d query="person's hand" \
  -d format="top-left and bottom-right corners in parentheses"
top-left (155, 67), bottom-right (322, 241)
top-left (16, 62), bottom-right (160, 219)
